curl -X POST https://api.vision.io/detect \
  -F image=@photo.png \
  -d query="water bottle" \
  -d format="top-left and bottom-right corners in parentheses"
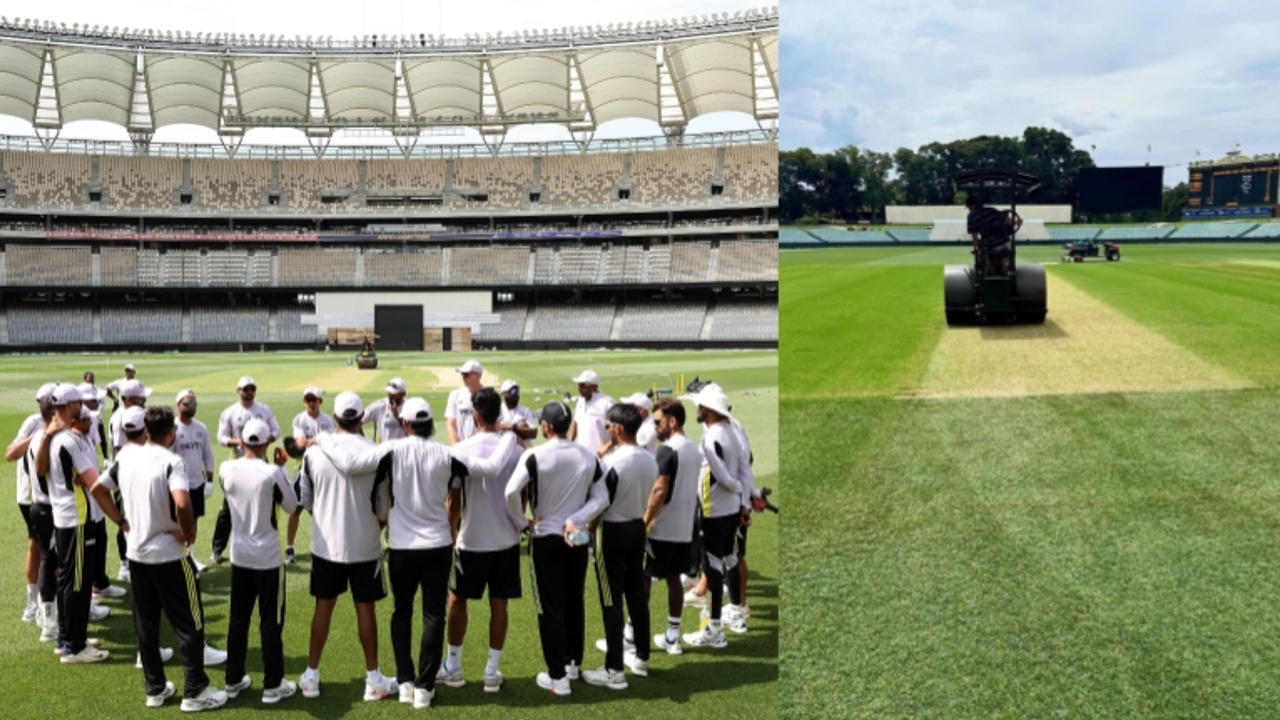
top-left (568, 529), bottom-right (591, 547)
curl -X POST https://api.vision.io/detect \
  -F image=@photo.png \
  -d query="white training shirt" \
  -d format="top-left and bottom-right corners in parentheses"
top-left (636, 418), bottom-right (658, 455)
top-left (49, 430), bottom-right (102, 528)
top-left (23, 426), bottom-right (50, 505)
top-left (297, 432), bottom-right (381, 563)
top-left (108, 410), bottom-right (126, 456)
top-left (217, 401), bottom-right (280, 458)
top-left (173, 418), bottom-right (216, 490)
top-left (12, 412), bottom-right (41, 505)
top-left (99, 443), bottom-right (188, 564)
top-left (571, 443), bottom-right (657, 528)
top-left (364, 398), bottom-right (407, 444)
top-left (499, 402), bottom-right (537, 431)
top-left (730, 418), bottom-right (756, 510)
top-left (504, 438), bottom-right (601, 538)
top-left (573, 392), bottom-right (614, 454)
top-left (698, 421), bottom-right (744, 519)
top-left (445, 386), bottom-right (479, 443)
top-left (648, 433), bottom-right (701, 543)
top-left (292, 410), bottom-right (336, 440)
top-left (219, 458), bottom-right (298, 570)
top-left (451, 430), bottom-right (524, 552)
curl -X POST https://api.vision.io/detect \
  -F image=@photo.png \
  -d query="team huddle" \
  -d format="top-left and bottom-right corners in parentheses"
top-left (6, 360), bottom-right (762, 712)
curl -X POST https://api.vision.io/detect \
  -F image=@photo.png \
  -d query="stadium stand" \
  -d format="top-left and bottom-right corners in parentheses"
top-left (809, 228), bottom-right (893, 243)
top-left (709, 300), bottom-right (777, 341)
top-left (670, 241), bottom-right (713, 282)
top-left (206, 251), bottom-right (250, 287)
top-left (278, 248), bottom-right (358, 286)
top-left (277, 159), bottom-right (361, 210)
top-left (716, 239), bottom-right (778, 281)
top-left (101, 306), bottom-right (182, 344)
top-left (190, 306), bottom-right (269, 343)
top-left (528, 303), bottom-right (616, 341)
top-left (723, 143), bottom-right (778, 200)
top-left (99, 246), bottom-right (138, 286)
top-left (1, 151), bottom-right (91, 207)
top-left (557, 245), bottom-right (603, 283)
top-left (631, 147), bottom-right (717, 204)
top-left (6, 245), bottom-right (92, 286)
top-left (8, 305), bottom-right (93, 344)
top-left (365, 158), bottom-right (448, 192)
top-left (1097, 226), bottom-right (1175, 241)
top-left (448, 246), bottom-right (529, 286)
top-left (618, 302), bottom-right (705, 341)
top-left (275, 311), bottom-right (320, 343)
top-left (472, 304), bottom-right (529, 342)
top-left (1168, 222), bottom-right (1255, 240)
top-left (1046, 226), bottom-right (1101, 242)
top-left (780, 228), bottom-right (820, 246)
top-left (886, 228), bottom-right (929, 242)
top-left (1242, 223), bottom-right (1280, 239)
top-left (540, 154), bottom-right (622, 206)
top-left (99, 156), bottom-right (181, 208)
top-left (364, 248), bottom-right (444, 286)
top-left (453, 157), bottom-right (533, 208)
top-left (192, 158), bottom-right (273, 210)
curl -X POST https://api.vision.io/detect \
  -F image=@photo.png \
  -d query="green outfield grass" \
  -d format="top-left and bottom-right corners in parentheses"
top-left (0, 349), bottom-right (776, 718)
top-left (781, 243), bottom-right (1280, 719)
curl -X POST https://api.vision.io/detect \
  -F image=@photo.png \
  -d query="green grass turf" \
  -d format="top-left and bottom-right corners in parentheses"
top-left (780, 242), bottom-right (1280, 719)
top-left (0, 349), bottom-right (776, 718)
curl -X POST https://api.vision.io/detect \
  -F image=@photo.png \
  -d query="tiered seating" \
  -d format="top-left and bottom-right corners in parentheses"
top-left (278, 248), bottom-right (358, 286)
top-left (452, 157), bottom-right (532, 208)
top-left (160, 250), bottom-right (201, 286)
top-left (710, 301), bottom-right (776, 340)
top-left (722, 143), bottom-right (777, 200)
top-left (100, 247), bottom-right (138, 286)
top-left (2, 150), bottom-right (91, 206)
top-left (630, 147), bottom-right (716, 204)
top-left (716, 240), bottom-right (777, 281)
top-left (275, 312), bottom-right (319, 342)
top-left (474, 304), bottom-right (528, 340)
top-left (448, 246), bottom-right (528, 285)
top-left (780, 228), bottom-right (820, 246)
top-left (246, 252), bottom-right (273, 286)
top-left (1242, 223), bottom-right (1280, 239)
top-left (5, 245), bottom-right (92, 286)
top-left (1097, 226), bottom-right (1173, 240)
top-left (647, 243), bottom-right (672, 283)
top-left (99, 156), bottom-right (180, 208)
top-left (540, 154), bottom-right (622, 206)
top-left (191, 158), bottom-right (272, 209)
top-left (1046, 226), bottom-right (1100, 242)
top-left (206, 251), bottom-right (250, 286)
top-left (8, 305), bottom-right (93, 343)
top-left (557, 245), bottom-right (602, 283)
top-left (101, 306), bottom-right (182, 343)
top-left (365, 158), bottom-right (447, 190)
top-left (1168, 222), bottom-right (1255, 239)
top-left (809, 228), bottom-right (892, 243)
top-left (277, 159), bottom-right (360, 209)
top-left (136, 250), bottom-right (160, 286)
top-left (617, 302), bottom-right (705, 340)
top-left (533, 247), bottom-right (558, 283)
top-left (190, 307), bottom-right (269, 342)
top-left (887, 228), bottom-right (929, 241)
top-left (529, 303), bottom-right (614, 340)
top-left (363, 248), bottom-right (443, 285)
top-left (669, 241), bottom-right (712, 282)
top-left (599, 244), bottom-right (648, 283)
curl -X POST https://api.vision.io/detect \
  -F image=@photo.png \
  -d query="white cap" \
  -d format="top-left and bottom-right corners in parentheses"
top-left (52, 383), bottom-right (83, 406)
top-left (124, 363), bottom-right (136, 372)
top-left (457, 359), bottom-right (483, 375)
top-left (120, 406), bottom-right (147, 433)
top-left (242, 418), bottom-right (272, 446)
top-left (78, 406), bottom-right (92, 420)
top-left (623, 392), bottom-right (652, 411)
top-left (333, 391), bottom-right (364, 422)
top-left (500, 379), bottom-right (519, 394)
top-left (400, 397), bottom-right (432, 422)
top-left (236, 376), bottom-right (256, 390)
top-left (77, 383), bottom-right (106, 402)
top-left (121, 379), bottom-right (152, 399)
top-left (572, 369), bottom-right (600, 385)
top-left (36, 383), bottom-right (57, 402)
top-left (302, 386), bottom-right (324, 400)
top-left (682, 385), bottom-right (733, 420)
top-left (174, 389), bottom-right (196, 405)
top-left (385, 377), bottom-right (407, 395)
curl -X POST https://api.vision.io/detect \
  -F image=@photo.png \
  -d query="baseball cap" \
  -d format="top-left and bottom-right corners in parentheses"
top-left (385, 377), bottom-right (407, 395)
top-left (623, 392), bottom-right (652, 412)
top-left (236, 376), bottom-right (257, 390)
top-left (52, 384), bottom-right (83, 406)
top-left (124, 363), bottom-right (136, 372)
top-left (538, 401), bottom-right (573, 431)
top-left (458, 359), bottom-right (483, 375)
top-left (572, 369), bottom-right (600, 385)
top-left (401, 397), bottom-right (432, 422)
top-left (120, 406), bottom-right (147, 433)
top-left (242, 418), bottom-right (272, 445)
top-left (333, 391), bottom-right (364, 422)
top-left (36, 382), bottom-right (57, 402)
top-left (77, 383), bottom-right (106, 402)
top-left (302, 386), bottom-right (324, 400)
top-left (500, 379), bottom-right (519, 394)
top-left (121, 379), bottom-right (152, 399)
top-left (174, 389), bottom-right (196, 405)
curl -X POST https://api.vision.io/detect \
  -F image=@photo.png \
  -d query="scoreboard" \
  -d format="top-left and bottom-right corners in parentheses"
top-left (1188, 159), bottom-right (1280, 208)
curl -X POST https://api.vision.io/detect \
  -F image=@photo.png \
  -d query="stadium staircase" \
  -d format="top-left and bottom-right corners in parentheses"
top-left (181, 308), bottom-right (192, 344)
top-left (700, 296), bottom-right (718, 340)
top-left (267, 308), bottom-right (279, 342)
top-left (608, 301), bottom-right (626, 341)
top-left (91, 307), bottom-right (102, 344)
top-left (441, 248), bottom-right (453, 285)
top-left (707, 244), bottom-right (721, 281)
top-left (0, 309), bottom-right (7, 344)
top-left (522, 302), bottom-right (536, 341)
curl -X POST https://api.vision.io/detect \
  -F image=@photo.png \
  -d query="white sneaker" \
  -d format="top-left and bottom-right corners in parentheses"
top-left (203, 645), bottom-right (228, 666)
top-left (535, 672), bottom-right (571, 696)
top-left (582, 666), bottom-right (628, 690)
top-left (39, 623), bottom-right (58, 642)
top-left (94, 584), bottom-right (127, 600)
top-left (60, 645), bottom-right (110, 664)
top-left (89, 603), bottom-right (110, 621)
top-left (683, 626), bottom-right (727, 649)
top-left (117, 565), bottom-right (132, 583)
top-left (146, 681), bottom-right (176, 708)
top-left (623, 652), bottom-right (649, 677)
top-left (727, 617), bottom-right (749, 634)
top-left (722, 603), bottom-right (742, 622)
top-left (179, 687), bottom-right (228, 713)
top-left (191, 559), bottom-right (207, 575)
top-left (261, 680), bottom-right (296, 704)
top-left (654, 633), bottom-right (683, 655)
top-left (225, 675), bottom-right (251, 698)
top-left (362, 674), bottom-right (397, 701)
top-left (594, 638), bottom-right (609, 653)
top-left (683, 588), bottom-right (707, 608)
top-left (483, 670), bottom-right (504, 694)
top-left (298, 671), bottom-right (319, 699)
top-left (136, 647), bottom-right (175, 668)
top-left (435, 663), bottom-right (466, 688)
top-left (398, 682), bottom-right (413, 704)
top-left (564, 662), bottom-right (580, 680)
top-left (413, 687), bottom-right (434, 709)
top-left (21, 602), bottom-right (38, 623)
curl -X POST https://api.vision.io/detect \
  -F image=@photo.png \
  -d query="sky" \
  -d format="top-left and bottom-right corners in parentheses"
top-left (0, 0), bottom-right (770, 146)
top-left (781, 0), bottom-right (1280, 186)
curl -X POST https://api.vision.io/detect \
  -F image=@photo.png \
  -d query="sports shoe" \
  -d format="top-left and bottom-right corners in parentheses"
top-left (21, 602), bottom-right (38, 623)
top-left (60, 645), bottom-right (110, 664)
top-left (722, 603), bottom-right (741, 622)
top-left (436, 663), bottom-right (466, 688)
top-left (94, 584), bottom-right (127, 600)
top-left (726, 616), bottom-right (749, 634)
top-left (483, 670), bottom-right (504, 694)
top-left (299, 671), bottom-right (319, 699)
top-left (55, 637), bottom-right (100, 656)
top-left (682, 626), bottom-right (727, 649)
top-left (179, 687), bottom-right (228, 713)
top-left (654, 633), bottom-right (683, 655)
top-left (564, 662), bottom-right (580, 680)
top-left (225, 675), bottom-right (251, 699)
top-left (362, 674), bottom-right (397, 701)
top-left (203, 644), bottom-right (228, 666)
top-left (582, 666), bottom-right (628, 690)
top-left (117, 565), bottom-right (132, 583)
top-left (594, 638), bottom-right (610, 653)
top-left (136, 647), bottom-right (175, 668)
top-left (89, 603), bottom-right (110, 621)
top-left (146, 681), bottom-right (176, 708)
top-left (683, 588), bottom-right (707, 608)
top-left (39, 623), bottom-right (58, 642)
top-left (623, 652), bottom-right (649, 677)
top-left (535, 672), bottom-right (571, 696)
top-left (398, 682), bottom-right (413, 704)
top-left (413, 687), bottom-right (434, 709)
top-left (285, 547), bottom-right (296, 565)
top-left (261, 680), bottom-right (296, 704)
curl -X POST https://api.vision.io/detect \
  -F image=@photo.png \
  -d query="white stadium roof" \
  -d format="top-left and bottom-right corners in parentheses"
top-left (0, 8), bottom-right (776, 148)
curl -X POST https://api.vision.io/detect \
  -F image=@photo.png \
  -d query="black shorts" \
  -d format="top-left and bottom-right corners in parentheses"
top-left (19, 503), bottom-right (35, 541)
top-left (310, 554), bottom-right (387, 603)
top-left (190, 486), bottom-right (206, 519)
top-left (452, 545), bottom-right (521, 600)
top-left (735, 524), bottom-right (748, 557)
top-left (645, 539), bottom-right (691, 579)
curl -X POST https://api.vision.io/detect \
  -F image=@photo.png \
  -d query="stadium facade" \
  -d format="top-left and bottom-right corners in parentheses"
top-left (0, 9), bottom-right (778, 351)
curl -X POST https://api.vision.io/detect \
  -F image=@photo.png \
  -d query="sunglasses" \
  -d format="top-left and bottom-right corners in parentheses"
top-left (241, 386), bottom-right (257, 392)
